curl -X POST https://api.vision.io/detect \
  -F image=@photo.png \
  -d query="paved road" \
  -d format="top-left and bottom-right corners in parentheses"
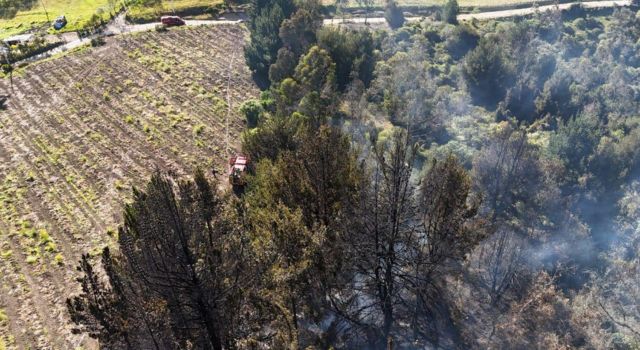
top-left (322, 0), bottom-right (631, 24)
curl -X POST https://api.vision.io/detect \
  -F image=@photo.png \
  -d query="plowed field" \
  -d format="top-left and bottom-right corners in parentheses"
top-left (0, 24), bottom-right (256, 349)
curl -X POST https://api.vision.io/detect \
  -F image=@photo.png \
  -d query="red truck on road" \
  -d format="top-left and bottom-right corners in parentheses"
top-left (160, 16), bottom-right (185, 27)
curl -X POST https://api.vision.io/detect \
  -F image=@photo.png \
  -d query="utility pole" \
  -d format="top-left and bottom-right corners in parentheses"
top-left (40, 0), bottom-right (51, 23)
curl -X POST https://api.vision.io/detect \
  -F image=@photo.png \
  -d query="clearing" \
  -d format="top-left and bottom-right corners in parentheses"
top-left (0, 24), bottom-right (256, 349)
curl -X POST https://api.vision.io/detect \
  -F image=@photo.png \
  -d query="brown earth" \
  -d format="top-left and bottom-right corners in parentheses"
top-left (0, 24), bottom-right (257, 349)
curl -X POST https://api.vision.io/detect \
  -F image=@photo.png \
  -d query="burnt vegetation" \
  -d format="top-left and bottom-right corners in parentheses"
top-left (67, 1), bottom-right (640, 349)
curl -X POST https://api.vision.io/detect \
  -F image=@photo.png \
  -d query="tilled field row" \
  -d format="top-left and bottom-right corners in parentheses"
top-left (0, 24), bottom-right (257, 349)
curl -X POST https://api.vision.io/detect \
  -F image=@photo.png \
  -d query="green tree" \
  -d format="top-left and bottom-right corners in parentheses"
top-left (244, 0), bottom-right (296, 83)
top-left (242, 111), bottom-right (304, 160)
top-left (274, 46), bottom-right (337, 118)
top-left (269, 7), bottom-right (321, 86)
top-left (442, 0), bottom-right (459, 24)
top-left (294, 46), bottom-right (336, 95)
top-left (245, 199), bottom-right (324, 348)
top-left (384, 0), bottom-right (405, 29)
top-left (0, 0), bottom-right (37, 19)
top-left (317, 27), bottom-right (377, 90)
top-left (547, 113), bottom-right (601, 179)
top-left (269, 47), bottom-right (298, 84)
top-left (243, 120), bottom-right (360, 346)
top-left (463, 35), bottom-right (512, 107)
top-left (534, 67), bottom-right (577, 119)
top-left (240, 99), bottom-right (264, 128)
top-left (279, 9), bottom-right (320, 57)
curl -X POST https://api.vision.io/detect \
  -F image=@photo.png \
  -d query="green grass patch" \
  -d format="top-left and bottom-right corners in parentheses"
top-left (114, 179), bottom-right (125, 190)
top-left (0, 335), bottom-right (7, 350)
top-left (0, 0), bottom-right (226, 39)
top-left (0, 0), bottom-right (116, 39)
top-left (54, 253), bottom-right (64, 265)
top-left (193, 123), bottom-right (205, 135)
top-left (38, 228), bottom-right (51, 244)
top-left (26, 253), bottom-right (39, 264)
top-left (0, 250), bottom-right (12, 259)
top-left (0, 309), bottom-right (8, 325)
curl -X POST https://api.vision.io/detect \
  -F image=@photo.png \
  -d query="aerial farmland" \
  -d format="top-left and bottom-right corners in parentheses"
top-left (1, 0), bottom-right (640, 348)
top-left (0, 24), bottom-right (257, 348)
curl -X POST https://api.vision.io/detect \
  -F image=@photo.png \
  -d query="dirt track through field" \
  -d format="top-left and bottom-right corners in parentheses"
top-left (0, 25), bottom-right (257, 349)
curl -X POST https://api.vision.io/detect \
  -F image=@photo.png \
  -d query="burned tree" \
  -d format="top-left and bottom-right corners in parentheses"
top-left (68, 171), bottom-right (248, 349)
top-left (67, 248), bottom-right (172, 349)
top-left (470, 123), bottom-right (562, 304)
top-left (333, 130), bottom-right (485, 349)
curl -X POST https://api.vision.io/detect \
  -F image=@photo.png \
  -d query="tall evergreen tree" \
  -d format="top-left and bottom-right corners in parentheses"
top-left (245, 0), bottom-right (296, 83)
top-left (68, 171), bottom-right (248, 349)
top-left (385, 0), bottom-right (405, 29)
top-left (442, 0), bottom-right (459, 24)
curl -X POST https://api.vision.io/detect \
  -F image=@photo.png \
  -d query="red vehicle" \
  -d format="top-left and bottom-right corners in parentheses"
top-left (160, 16), bottom-right (185, 27)
top-left (228, 155), bottom-right (250, 187)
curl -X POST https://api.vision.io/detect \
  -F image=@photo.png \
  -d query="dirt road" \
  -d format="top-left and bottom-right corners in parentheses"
top-left (19, 14), bottom-right (246, 64)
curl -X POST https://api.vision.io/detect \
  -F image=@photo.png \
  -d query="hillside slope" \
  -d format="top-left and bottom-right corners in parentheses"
top-left (0, 24), bottom-right (256, 349)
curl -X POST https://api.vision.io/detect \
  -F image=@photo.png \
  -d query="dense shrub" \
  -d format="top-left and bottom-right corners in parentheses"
top-left (240, 99), bottom-right (264, 128)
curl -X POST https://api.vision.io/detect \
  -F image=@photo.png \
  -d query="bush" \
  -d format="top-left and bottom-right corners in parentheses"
top-left (1, 64), bottom-right (12, 76)
top-left (445, 24), bottom-right (479, 60)
top-left (259, 90), bottom-right (276, 112)
top-left (90, 37), bottom-right (106, 47)
top-left (240, 99), bottom-right (264, 128)
top-left (155, 24), bottom-right (168, 32)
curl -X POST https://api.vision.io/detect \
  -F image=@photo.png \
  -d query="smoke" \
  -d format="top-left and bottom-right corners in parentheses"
top-left (329, 6), bottom-right (640, 346)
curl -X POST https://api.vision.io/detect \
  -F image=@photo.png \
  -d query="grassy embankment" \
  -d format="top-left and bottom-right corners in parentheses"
top-left (0, 0), bottom-right (222, 39)
top-left (0, 0), bottom-right (114, 39)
